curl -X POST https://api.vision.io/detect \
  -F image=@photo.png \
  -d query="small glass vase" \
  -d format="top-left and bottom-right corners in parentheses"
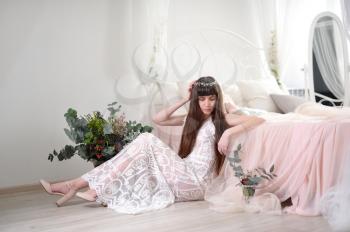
top-left (242, 186), bottom-right (255, 204)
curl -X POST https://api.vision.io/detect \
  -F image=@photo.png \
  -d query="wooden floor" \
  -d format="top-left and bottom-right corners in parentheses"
top-left (0, 189), bottom-right (332, 232)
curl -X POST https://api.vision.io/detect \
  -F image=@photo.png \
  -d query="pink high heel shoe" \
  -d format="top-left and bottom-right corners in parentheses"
top-left (39, 179), bottom-right (64, 196)
top-left (55, 188), bottom-right (77, 207)
top-left (39, 179), bottom-right (77, 206)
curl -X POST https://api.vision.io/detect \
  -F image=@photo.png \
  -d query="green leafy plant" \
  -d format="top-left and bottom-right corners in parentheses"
top-left (48, 102), bottom-right (153, 166)
top-left (227, 143), bottom-right (277, 201)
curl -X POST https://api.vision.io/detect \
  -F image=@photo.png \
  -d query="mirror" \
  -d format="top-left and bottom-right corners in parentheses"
top-left (306, 12), bottom-right (349, 107)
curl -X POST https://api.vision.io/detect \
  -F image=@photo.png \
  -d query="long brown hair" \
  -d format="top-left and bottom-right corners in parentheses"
top-left (178, 76), bottom-right (229, 174)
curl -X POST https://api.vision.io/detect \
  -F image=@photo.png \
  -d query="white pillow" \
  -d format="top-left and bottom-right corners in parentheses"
top-left (270, 94), bottom-right (309, 113)
top-left (237, 79), bottom-right (285, 112)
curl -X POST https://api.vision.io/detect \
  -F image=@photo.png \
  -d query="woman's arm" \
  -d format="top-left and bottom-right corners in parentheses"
top-left (224, 114), bottom-right (265, 135)
top-left (152, 81), bottom-right (195, 126)
top-left (218, 114), bottom-right (265, 155)
top-left (152, 98), bottom-right (188, 126)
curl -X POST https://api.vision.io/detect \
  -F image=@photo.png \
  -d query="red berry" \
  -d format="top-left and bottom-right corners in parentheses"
top-left (96, 153), bottom-right (103, 159)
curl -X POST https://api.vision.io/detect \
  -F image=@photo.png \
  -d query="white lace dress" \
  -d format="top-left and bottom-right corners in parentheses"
top-left (81, 117), bottom-right (216, 214)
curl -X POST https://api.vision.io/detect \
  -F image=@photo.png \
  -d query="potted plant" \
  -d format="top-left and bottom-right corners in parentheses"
top-left (227, 143), bottom-right (277, 203)
top-left (48, 102), bottom-right (153, 167)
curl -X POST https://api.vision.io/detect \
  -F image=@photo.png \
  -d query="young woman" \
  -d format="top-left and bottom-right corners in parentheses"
top-left (40, 76), bottom-right (265, 214)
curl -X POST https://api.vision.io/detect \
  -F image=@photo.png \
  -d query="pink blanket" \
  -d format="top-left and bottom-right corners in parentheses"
top-left (229, 115), bottom-right (350, 215)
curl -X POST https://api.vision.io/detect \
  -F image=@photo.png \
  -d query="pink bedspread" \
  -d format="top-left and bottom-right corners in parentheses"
top-left (233, 115), bottom-right (350, 215)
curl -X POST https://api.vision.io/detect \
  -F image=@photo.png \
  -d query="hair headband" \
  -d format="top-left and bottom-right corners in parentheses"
top-left (194, 81), bottom-right (218, 87)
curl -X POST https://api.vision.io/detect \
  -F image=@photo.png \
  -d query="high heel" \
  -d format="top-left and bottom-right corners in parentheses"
top-left (39, 179), bottom-right (64, 196)
top-left (56, 188), bottom-right (77, 207)
top-left (76, 192), bottom-right (96, 202)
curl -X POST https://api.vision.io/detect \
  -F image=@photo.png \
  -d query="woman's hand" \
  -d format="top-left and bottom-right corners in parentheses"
top-left (186, 80), bottom-right (196, 101)
top-left (218, 131), bottom-right (231, 155)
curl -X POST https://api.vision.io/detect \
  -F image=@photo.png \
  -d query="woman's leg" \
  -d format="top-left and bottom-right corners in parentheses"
top-left (40, 177), bottom-right (89, 206)
top-left (50, 177), bottom-right (89, 194)
top-left (76, 189), bottom-right (97, 202)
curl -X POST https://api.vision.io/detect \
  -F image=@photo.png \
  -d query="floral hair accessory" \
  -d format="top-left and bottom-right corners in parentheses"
top-left (194, 80), bottom-right (218, 87)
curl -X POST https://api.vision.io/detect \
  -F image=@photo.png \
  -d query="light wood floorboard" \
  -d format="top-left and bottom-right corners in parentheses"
top-left (0, 189), bottom-right (332, 232)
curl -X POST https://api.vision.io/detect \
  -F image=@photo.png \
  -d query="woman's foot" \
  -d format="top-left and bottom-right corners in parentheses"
top-left (39, 179), bottom-right (77, 206)
top-left (76, 189), bottom-right (97, 202)
top-left (40, 178), bottom-right (88, 207)
top-left (50, 181), bottom-right (73, 195)
top-left (39, 179), bottom-right (64, 196)
top-left (56, 188), bottom-right (78, 207)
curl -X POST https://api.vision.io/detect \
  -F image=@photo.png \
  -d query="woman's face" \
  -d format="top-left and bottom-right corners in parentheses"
top-left (198, 95), bottom-right (217, 116)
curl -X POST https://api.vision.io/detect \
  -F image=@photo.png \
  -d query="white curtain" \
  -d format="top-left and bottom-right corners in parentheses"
top-left (313, 19), bottom-right (345, 99)
top-left (275, 0), bottom-right (341, 89)
top-left (250, 0), bottom-right (281, 86)
top-left (341, 0), bottom-right (350, 40)
top-left (132, 0), bottom-right (169, 84)
top-left (113, 0), bottom-right (170, 123)
top-left (341, 0), bottom-right (350, 107)
top-left (276, 1), bottom-right (317, 89)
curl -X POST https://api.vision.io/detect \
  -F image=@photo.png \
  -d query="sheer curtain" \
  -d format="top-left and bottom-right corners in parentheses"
top-left (341, 0), bottom-right (350, 107)
top-left (132, 0), bottom-right (169, 85)
top-left (341, 0), bottom-right (350, 40)
top-left (250, 0), bottom-right (276, 82)
top-left (276, 0), bottom-right (319, 89)
top-left (132, 0), bottom-right (170, 122)
top-left (113, 0), bottom-right (170, 122)
top-left (313, 18), bottom-right (345, 100)
top-left (275, 0), bottom-right (341, 89)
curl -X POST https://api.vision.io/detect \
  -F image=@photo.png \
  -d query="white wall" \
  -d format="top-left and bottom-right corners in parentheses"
top-left (0, 0), bottom-right (129, 188)
top-left (0, 0), bottom-right (261, 188)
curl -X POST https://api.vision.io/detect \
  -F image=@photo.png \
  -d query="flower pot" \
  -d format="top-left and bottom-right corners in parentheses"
top-left (242, 186), bottom-right (255, 203)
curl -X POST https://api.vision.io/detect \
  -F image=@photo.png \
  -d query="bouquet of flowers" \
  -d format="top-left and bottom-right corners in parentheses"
top-left (48, 102), bottom-right (153, 167)
top-left (227, 144), bottom-right (277, 202)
